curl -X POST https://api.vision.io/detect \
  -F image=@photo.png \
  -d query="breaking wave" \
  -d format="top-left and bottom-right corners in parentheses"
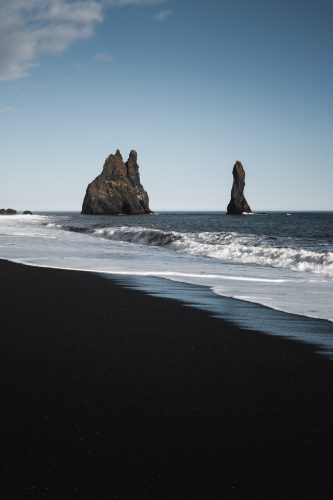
top-left (86, 226), bottom-right (333, 276)
top-left (93, 227), bottom-right (181, 246)
top-left (174, 232), bottom-right (333, 276)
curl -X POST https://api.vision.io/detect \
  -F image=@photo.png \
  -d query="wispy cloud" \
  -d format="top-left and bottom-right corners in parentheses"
top-left (156, 9), bottom-right (173, 21)
top-left (94, 52), bottom-right (114, 63)
top-left (107, 0), bottom-right (165, 5)
top-left (0, 107), bottom-right (16, 114)
top-left (0, 0), bottom-right (169, 81)
top-left (0, 0), bottom-right (103, 81)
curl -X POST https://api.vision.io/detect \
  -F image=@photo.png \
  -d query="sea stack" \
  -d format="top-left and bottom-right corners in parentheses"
top-left (82, 150), bottom-right (152, 215)
top-left (227, 161), bottom-right (252, 214)
top-left (0, 208), bottom-right (17, 215)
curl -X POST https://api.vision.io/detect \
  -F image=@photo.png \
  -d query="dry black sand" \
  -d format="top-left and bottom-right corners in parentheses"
top-left (1, 259), bottom-right (332, 497)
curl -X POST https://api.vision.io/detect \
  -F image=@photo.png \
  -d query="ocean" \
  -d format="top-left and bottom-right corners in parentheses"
top-left (1, 211), bottom-right (333, 357)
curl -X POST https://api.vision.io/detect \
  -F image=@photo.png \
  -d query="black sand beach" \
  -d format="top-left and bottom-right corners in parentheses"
top-left (1, 259), bottom-right (332, 497)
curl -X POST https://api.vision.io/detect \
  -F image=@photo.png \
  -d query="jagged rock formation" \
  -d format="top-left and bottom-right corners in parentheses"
top-left (227, 161), bottom-right (252, 214)
top-left (23, 210), bottom-right (32, 215)
top-left (82, 150), bottom-right (152, 215)
top-left (0, 208), bottom-right (17, 215)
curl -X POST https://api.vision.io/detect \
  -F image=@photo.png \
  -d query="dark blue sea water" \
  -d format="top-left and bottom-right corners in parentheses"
top-left (40, 210), bottom-right (333, 256)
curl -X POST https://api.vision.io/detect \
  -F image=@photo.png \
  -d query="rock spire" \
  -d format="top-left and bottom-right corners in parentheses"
top-left (227, 161), bottom-right (252, 214)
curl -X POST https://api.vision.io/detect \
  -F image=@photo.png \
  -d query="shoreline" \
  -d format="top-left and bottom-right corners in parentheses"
top-left (112, 273), bottom-right (333, 358)
top-left (1, 259), bottom-right (333, 496)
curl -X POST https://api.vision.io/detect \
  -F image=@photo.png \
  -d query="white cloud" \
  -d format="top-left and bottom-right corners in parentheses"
top-left (156, 9), bottom-right (173, 21)
top-left (94, 52), bottom-right (114, 63)
top-left (0, 0), bottom-right (169, 81)
top-left (0, 107), bottom-right (16, 113)
top-left (0, 0), bottom-right (103, 81)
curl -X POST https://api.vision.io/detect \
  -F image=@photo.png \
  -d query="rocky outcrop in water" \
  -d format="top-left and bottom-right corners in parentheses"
top-left (0, 208), bottom-right (17, 215)
top-left (82, 150), bottom-right (152, 215)
top-left (227, 161), bottom-right (252, 214)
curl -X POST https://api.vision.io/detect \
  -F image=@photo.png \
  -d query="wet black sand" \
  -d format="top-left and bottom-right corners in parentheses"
top-left (0, 259), bottom-right (332, 497)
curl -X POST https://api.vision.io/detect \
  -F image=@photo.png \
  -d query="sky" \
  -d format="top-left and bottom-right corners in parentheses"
top-left (0, 0), bottom-right (332, 211)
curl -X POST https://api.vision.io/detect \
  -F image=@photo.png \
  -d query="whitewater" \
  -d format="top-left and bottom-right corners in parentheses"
top-left (1, 211), bottom-right (333, 355)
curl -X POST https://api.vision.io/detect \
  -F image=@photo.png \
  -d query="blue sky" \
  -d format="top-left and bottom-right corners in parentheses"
top-left (0, 0), bottom-right (332, 211)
